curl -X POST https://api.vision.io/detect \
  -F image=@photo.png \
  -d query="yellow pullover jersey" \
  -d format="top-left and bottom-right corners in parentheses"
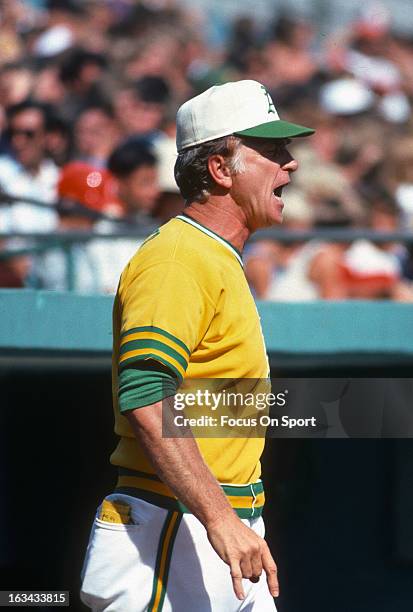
top-left (111, 215), bottom-right (269, 493)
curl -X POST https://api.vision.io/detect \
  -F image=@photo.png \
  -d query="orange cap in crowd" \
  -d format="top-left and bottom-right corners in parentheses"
top-left (57, 162), bottom-right (123, 216)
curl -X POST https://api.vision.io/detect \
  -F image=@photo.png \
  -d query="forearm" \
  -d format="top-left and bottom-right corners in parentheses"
top-left (125, 398), bottom-right (235, 528)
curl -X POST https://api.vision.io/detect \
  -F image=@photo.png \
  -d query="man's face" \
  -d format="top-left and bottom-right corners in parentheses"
top-left (75, 109), bottom-right (116, 158)
top-left (114, 89), bottom-right (163, 135)
top-left (117, 165), bottom-right (160, 214)
top-left (230, 138), bottom-right (298, 231)
top-left (9, 109), bottom-right (46, 170)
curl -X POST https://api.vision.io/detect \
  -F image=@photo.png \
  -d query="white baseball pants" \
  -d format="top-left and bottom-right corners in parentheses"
top-left (80, 494), bottom-right (277, 612)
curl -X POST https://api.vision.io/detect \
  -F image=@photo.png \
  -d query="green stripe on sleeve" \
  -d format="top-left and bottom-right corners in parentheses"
top-left (120, 338), bottom-right (188, 370)
top-left (121, 326), bottom-right (190, 356)
top-left (119, 353), bottom-right (183, 382)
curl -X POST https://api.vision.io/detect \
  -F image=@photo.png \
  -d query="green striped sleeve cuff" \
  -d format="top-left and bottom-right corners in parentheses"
top-left (118, 366), bottom-right (179, 413)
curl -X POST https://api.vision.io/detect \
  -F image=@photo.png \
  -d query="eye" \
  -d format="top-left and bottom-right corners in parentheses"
top-left (268, 139), bottom-right (289, 153)
top-left (267, 145), bottom-right (284, 158)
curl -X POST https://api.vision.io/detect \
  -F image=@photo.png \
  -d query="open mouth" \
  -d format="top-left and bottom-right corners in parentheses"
top-left (273, 180), bottom-right (290, 197)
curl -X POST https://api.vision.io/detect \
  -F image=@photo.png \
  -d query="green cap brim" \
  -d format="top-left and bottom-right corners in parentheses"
top-left (235, 119), bottom-right (315, 139)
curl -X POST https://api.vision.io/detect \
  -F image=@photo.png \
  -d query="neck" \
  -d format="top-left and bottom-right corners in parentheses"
top-left (22, 160), bottom-right (42, 175)
top-left (183, 197), bottom-right (250, 253)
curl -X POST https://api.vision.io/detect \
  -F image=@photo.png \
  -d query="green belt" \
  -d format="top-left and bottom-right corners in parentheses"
top-left (114, 467), bottom-right (265, 519)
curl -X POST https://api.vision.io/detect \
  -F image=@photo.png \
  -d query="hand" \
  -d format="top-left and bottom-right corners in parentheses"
top-left (206, 512), bottom-right (279, 601)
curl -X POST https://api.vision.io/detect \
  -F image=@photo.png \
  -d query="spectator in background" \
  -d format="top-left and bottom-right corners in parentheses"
top-left (342, 194), bottom-right (413, 301)
top-left (324, 8), bottom-right (411, 124)
top-left (0, 63), bottom-right (34, 111)
top-left (35, 161), bottom-right (122, 293)
top-left (81, 140), bottom-right (161, 293)
top-left (58, 48), bottom-right (108, 121)
top-left (0, 99), bottom-right (60, 288)
top-left (113, 75), bottom-right (170, 140)
top-left (386, 144), bottom-right (413, 292)
top-left (263, 14), bottom-right (318, 90)
top-left (225, 17), bottom-right (258, 74)
top-left (383, 135), bottom-right (413, 231)
top-left (74, 103), bottom-right (120, 167)
top-left (32, 0), bottom-right (84, 59)
top-left (333, 117), bottom-right (386, 200)
top-left (106, 139), bottom-right (160, 227)
top-left (245, 189), bottom-right (348, 301)
top-left (31, 64), bottom-right (66, 106)
top-left (0, 258), bottom-right (26, 288)
top-left (56, 161), bottom-right (122, 222)
top-left (0, 1), bottom-right (28, 67)
top-left (120, 25), bottom-right (193, 100)
top-left (290, 142), bottom-right (366, 226)
top-left (0, 100), bottom-right (58, 233)
top-left (79, 0), bottom-right (118, 53)
top-left (387, 31), bottom-right (413, 100)
top-left (44, 112), bottom-right (72, 167)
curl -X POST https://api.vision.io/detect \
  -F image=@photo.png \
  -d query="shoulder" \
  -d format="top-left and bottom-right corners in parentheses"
top-left (131, 217), bottom-right (222, 274)
top-left (0, 155), bottom-right (19, 177)
top-left (120, 218), bottom-right (224, 302)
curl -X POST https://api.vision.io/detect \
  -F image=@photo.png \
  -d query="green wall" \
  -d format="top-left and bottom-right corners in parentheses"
top-left (1, 289), bottom-right (413, 357)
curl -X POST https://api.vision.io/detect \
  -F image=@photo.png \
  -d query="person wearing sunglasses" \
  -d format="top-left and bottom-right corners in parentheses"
top-left (0, 99), bottom-right (59, 236)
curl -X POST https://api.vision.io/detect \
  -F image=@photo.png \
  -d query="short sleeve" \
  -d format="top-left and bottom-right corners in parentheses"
top-left (118, 260), bottom-right (215, 381)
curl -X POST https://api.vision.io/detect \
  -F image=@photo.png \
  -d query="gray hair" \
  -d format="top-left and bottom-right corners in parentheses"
top-left (174, 135), bottom-right (245, 203)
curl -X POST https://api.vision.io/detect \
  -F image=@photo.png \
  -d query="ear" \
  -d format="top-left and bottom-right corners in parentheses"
top-left (207, 155), bottom-right (233, 189)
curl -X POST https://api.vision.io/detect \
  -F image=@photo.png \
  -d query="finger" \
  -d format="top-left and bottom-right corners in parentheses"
top-left (230, 562), bottom-right (245, 601)
top-left (250, 552), bottom-right (263, 583)
top-left (262, 544), bottom-right (279, 597)
top-left (240, 558), bottom-right (253, 579)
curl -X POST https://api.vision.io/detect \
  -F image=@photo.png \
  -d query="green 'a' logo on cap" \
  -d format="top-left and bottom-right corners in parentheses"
top-left (261, 85), bottom-right (276, 114)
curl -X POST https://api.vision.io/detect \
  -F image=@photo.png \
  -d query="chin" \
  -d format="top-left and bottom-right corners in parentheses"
top-left (270, 199), bottom-right (284, 225)
top-left (268, 211), bottom-right (283, 226)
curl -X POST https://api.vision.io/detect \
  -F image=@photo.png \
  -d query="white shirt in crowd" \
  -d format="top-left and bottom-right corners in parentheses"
top-left (37, 219), bottom-right (147, 295)
top-left (0, 155), bottom-right (59, 233)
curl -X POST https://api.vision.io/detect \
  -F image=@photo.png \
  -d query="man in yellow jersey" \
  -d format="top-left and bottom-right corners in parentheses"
top-left (80, 80), bottom-right (314, 611)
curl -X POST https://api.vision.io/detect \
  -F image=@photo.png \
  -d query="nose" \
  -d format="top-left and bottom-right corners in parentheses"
top-left (282, 156), bottom-right (298, 173)
top-left (12, 135), bottom-right (28, 151)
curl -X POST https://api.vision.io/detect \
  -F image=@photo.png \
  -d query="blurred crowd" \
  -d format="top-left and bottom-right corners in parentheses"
top-left (0, 0), bottom-right (413, 299)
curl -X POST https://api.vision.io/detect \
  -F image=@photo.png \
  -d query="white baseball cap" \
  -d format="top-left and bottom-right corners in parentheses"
top-left (176, 80), bottom-right (314, 152)
top-left (320, 78), bottom-right (374, 115)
